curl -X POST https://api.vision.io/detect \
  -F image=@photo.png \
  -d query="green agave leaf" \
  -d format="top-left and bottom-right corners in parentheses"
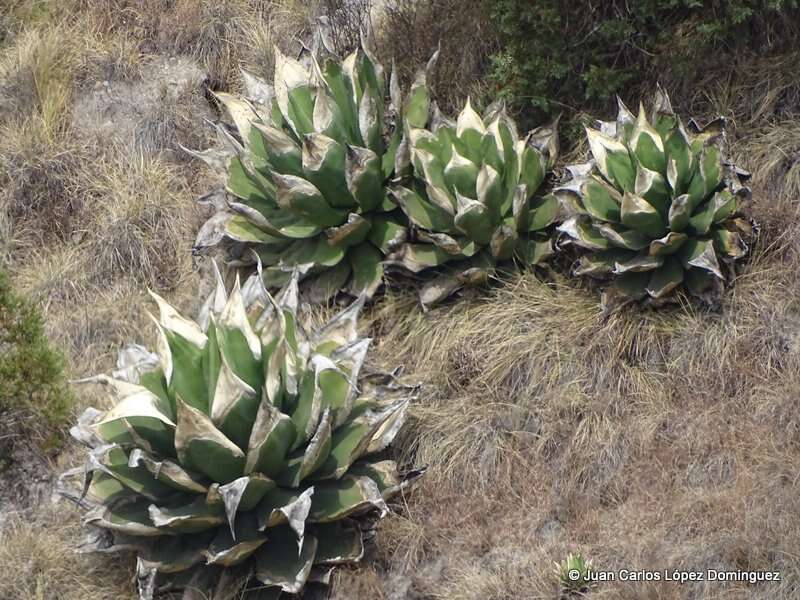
top-left (515, 237), bottom-right (554, 266)
top-left (127, 448), bottom-right (208, 494)
top-left (219, 474), bottom-right (275, 536)
top-left (348, 243), bottom-right (384, 297)
top-left (313, 521), bottom-right (364, 565)
top-left (227, 155), bottom-right (274, 204)
top-left (204, 514), bottom-right (268, 567)
top-left (614, 270), bottom-right (650, 299)
top-left (368, 215), bottom-right (408, 253)
top-left (210, 357), bottom-right (259, 451)
top-left (649, 231), bottom-right (688, 256)
top-left (149, 496), bottom-right (225, 533)
top-left (390, 186), bottom-right (454, 233)
top-left (348, 460), bottom-right (424, 500)
top-left (444, 148), bottom-right (479, 198)
top-left (687, 144), bottom-right (723, 207)
top-left (313, 87), bottom-right (349, 143)
top-left (251, 122), bottom-right (302, 177)
top-left (139, 532), bottom-right (214, 573)
top-left (312, 399), bottom-right (408, 481)
top-left (573, 249), bottom-right (634, 277)
top-left (629, 105), bottom-right (666, 173)
top-left (280, 236), bottom-right (346, 270)
top-left (634, 165), bottom-right (670, 216)
top-left (224, 215), bottom-right (290, 245)
top-left (89, 445), bottom-right (175, 501)
top-left (528, 193), bottom-right (559, 231)
top-left (477, 163), bottom-right (505, 224)
top-left (274, 47), bottom-right (314, 137)
top-left (256, 487), bottom-right (314, 538)
top-left (93, 388), bottom-right (175, 444)
top-left (664, 125), bottom-right (693, 194)
top-left (255, 527), bottom-right (318, 594)
top-left (595, 222), bottom-right (650, 251)
top-left (712, 190), bottom-right (737, 223)
top-left (679, 238), bottom-right (723, 278)
top-left (613, 254), bottom-right (664, 274)
top-left (405, 61), bottom-right (432, 129)
top-left (646, 257), bottom-right (684, 298)
top-left (586, 128), bottom-right (635, 192)
top-left (321, 55), bottom-right (360, 144)
top-left (278, 409), bottom-right (333, 487)
top-left (345, 145), bottom-right (385, 213)
top-left (308, 475), bottom-right (387, 522)
top-left (455, 98), bottom-right (487, 158)
top-left (688, 196), bottom-right (717, 235)
top-left (713, 228), bottom-right (748, 259)
top-left (454, 192), bottom-right (492, 244)
top-left (83, 470), bottom-right (137, 506)
top-left (175, 398), bottom-right (246, 484)
top-left (245, 395), bottom-right (296, 477)
top-left (273, 173), bottom-right (345, 228)
top-left (302, 262), bottom-right (352, 302)
top-left (519, 145), bottom-right (545, 196)
top-left (325, 213), bottom-right (371, 248)
top-left (557, 217), bottom-right (612, 251)
top-left (85, 499), bottom-right (162, 536)
top-left (668, 193), bottom-right (692, 232)
top-left (301, 133), bottom-right (356, 209)
top-left (581, 175), bottom-right (622, 223)
top-left (620, 192), bottom-right (666, 238)
top-left (489, 222), bottom-right (518, 260)
top-left (358, 87), bottom-right (381, 154)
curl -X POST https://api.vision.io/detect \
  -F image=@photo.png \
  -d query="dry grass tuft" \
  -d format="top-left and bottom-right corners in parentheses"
top-left (75, 148), bottom-right (197, 291)
top-left (0, 503), bottom-right (136, 600)
top-left (374, 0), bottom-right (498, 114)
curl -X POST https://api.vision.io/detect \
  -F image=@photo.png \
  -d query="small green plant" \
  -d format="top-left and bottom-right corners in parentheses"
top-left (0, 268), bottom-right (72, 444)
top-left (60, 266), bottom-right (422, 598)
top-left (554, 552), bottom-right (594, 595)
top-left (555, 88), bottom-right (751, 308)
top-left (388, 99), bottom-right (559, 307)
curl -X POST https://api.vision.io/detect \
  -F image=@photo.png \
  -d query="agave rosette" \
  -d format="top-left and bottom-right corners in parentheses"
top-left (556, 89), bottom-right (751, 304)
top-left (60, 267), bottom-right (421, 599)
top-left (388, 99), bottom-right (559, 307)
top-left (187, 33), bottom-right (425, 300)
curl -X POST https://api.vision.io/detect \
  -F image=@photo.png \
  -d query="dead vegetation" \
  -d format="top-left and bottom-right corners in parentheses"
top-left (1, 1), bottom-right (800, 599)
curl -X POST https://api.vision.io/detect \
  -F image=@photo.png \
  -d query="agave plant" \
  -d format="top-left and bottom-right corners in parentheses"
top-left (556, 89), bottom-right (751, 305)
top-left (59, 266), bottom-right (421, 599)
top-left (186, 31), bottom-right (435, 301)
top-left (387, 98), bottom-right (559, 307)
top-left (554, 552), bottom-right (594, 595)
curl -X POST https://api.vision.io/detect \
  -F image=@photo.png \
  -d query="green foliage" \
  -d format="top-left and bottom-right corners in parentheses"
top-left (556, 89), bottom-right (751, 306)
top-left (61, 267), bottom-right (421, 597)
top-left (554, 552), bottom-right (594, 594)
top-left (489, 0), bottom-right (800, 125)
top-left (388, 98), bottom-right (559, 307)
top-left (0, 269), bottom-right (72, 435)
top-left (188, 34), bottom-right (420, 301)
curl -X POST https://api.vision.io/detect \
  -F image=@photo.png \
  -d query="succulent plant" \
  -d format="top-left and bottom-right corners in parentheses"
top-left (59, 266), bottom-right (421, 599)
top-left (387, 98), bottom-right (559, 307)
top-left (186, 32), bottom-right (434, 300)
top-left (554, 552), bottom-right (594, 594)
top-left (555, 88), bottom-right (751, 306)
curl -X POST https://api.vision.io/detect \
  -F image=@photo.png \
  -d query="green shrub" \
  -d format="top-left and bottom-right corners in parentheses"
top-left (0, 269), bottom-right (72, 444)
top-left (490, 0), bottom-right (800, 128)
